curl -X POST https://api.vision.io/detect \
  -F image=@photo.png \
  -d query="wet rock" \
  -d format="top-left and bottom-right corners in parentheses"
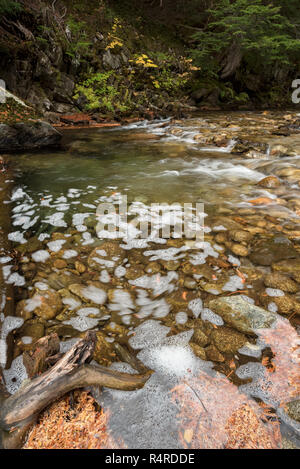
top-left (211, 327), bottom-right (247, 354)
top-left (69, 283), bottom-right (107, 305)
top-left (18, 321), bottom-right (45, 341)
top-left (0, 121), bottom-right (62, 152)
top-left (209, 296), bottom-right (277, 335)
top-left (16, 237), bottom-right (42, 254)
top-left (232, 139), bottom-right (268, 155)
top-left (75, 261), bottom-right (86, 274)
top-left (245, 150), bottom-right (265, 159)
top-left (35, 290), bottom-right (63, 320)
top-left (205, 345), bottom-right (225, 362)
top-left (263, 272), bottom-right (299, 293)
top-left (16, 300), bottom-right (34, 321)
top-left (160, 260), bottom-right (181, 271)
top-left (103, 49), bottom-right (123, 70)
top-left (229, 230), bottom-right (253, 243)
top-left (269, 295), bottom-right (300, 316)
top-left (125, 265), bottom-right (145, 280)
top-left (192, 328), bottom-right (209, 347)
top-left (53, 259), bottom-right (68, 269)
top-left (46, 324), bottom-right (78, 339)
top-left (94, 331), bottom-right (116, 366)
top-left (48, 272), bottom-right (79, 290)
top-left (230, 243), bottom-right (249, 257)
top-left (272, 259), bottom-right (300, 278)
top-left (249, 236), bottom-right (298, 266)
top-left (17, 290), bottom-right (63, 320)
top-left (257, 176), bottom-right (281, 188)
top-left (270, 144), bottom-right (297, 157)
top-left (88, 242), bottom-right (125, 272)
top-left (190, 343), bottom-right (206, 360)
top-left (183, 277), bottom-right (197, 289)
top-left (215, 233), bottom-right (227, 244)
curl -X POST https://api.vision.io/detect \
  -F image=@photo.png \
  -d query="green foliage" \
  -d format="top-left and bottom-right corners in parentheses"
top-left (74, 72), bottom-right (130, 113)
top-left (0, 0), bottom-right (22, 15)
top-left (64, 18), bottom-right (92, 61)
top-left (192, 0), bottom-right (300, 76)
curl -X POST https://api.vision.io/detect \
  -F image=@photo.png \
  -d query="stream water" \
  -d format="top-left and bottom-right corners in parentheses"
top-left (1, 111), bottom-right (300, 448)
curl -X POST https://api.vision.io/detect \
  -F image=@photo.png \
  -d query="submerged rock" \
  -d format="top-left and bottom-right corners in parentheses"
top-left (249, 236), bottom-right (298, 266)
top-left (17, 290), bottom-right (63, 320)
top-left (263, 272), bottom-right (299, 293)
top-left (257, 176), bottom-right (281, 189)
top-left (209, 296), bottom-right (277, 335)
top-left (0, 121), bottom-right (62, 152)
top-left (211, 327), bottom-right (247, 354)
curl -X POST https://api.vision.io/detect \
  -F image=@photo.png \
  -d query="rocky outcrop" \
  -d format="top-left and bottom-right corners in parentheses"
top-left (0, 121), bottom-right (62, 152)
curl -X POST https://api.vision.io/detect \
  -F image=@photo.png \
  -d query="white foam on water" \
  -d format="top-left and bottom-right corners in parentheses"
top-left (136, 290), bottom-right (170, 319)
top-left (11, 187), bottom-right (27, 202)
top-left (114, 266), bottom-right (126, 278)
top-left (43, 212), bottom-right (67, 227)
top-left (81, 232), bottom-right (94, 245)
top-left (143, 246), bottom-right (189, 261)
top-left (3, 355), bottom-right (28, 394)
top-left (139, 343), bottom-right (198, 378)
top-left (201, 308), bottom-right (224, 326)
top-left (109, 289), bottom-right (135, 314)
top-left (129, 320), bottom-right (170, 350)
top-left (2, 265), bottom-right (12, 280)
top-left (0, 256), bottom-right (11, 264)
top-left (62, 296), bottom-right (82, 310)
top-left (99, 270), bottom-right (111, 283)
top-left (38, 233), bottom-right (50, 242)
top-left (236, 362), bottom-right (281, 407)
top-left (129, 272), bottom-right (178, 296)
top-left (7, 272), bottom-right (25, 286)
top-left (222, 275), bottom-right (245, 292)
top-left (21, 336), bottom-right (33, 345)
top-left (0, 316), bottom-right (24, 367)
top-left (268, 302), bottom-right (278, 313)
top-left (8, 231), bottom-right (27, 244)
top-left (91, 256), bottom-right (115, 268)
top-left (188, 298), bottom-right (203, 318)
top-left (32, 250), bottom-right (50, 262)
top-left (47, 239), bottom-right (66, 252)
top-left (34, 281), bottom-right (49, 291)
top-left (62, 249), bottom-right (78, 259)
top-left (213, 225), bottom-right (227, 232)
top-left (265, 288), bottom-right (285, 297)
top-left (81, 285), bottom-right (107, 304)
top-left (175, 311), bottom-right (188, 325)
top-left (63, 307), bottom-right (101, 331)
top-left (227, 255), bottom-right (241, 267)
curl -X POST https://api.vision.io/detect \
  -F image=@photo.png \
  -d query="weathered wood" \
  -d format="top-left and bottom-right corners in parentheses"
top-left (0, 331), bottom-right (151, 448)
top-left (23, 333), bottom-right (60, 378)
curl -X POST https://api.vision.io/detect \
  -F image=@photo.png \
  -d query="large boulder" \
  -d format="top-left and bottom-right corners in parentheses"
top-left (0, 120), bottom-right (62, 152)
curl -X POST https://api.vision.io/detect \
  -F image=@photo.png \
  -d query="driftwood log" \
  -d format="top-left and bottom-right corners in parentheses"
top-left (0, 331), bottom-right (151, 449)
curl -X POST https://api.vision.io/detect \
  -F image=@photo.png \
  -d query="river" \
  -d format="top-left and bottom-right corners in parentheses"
top-left (0, 111), bottom-right (300, 448)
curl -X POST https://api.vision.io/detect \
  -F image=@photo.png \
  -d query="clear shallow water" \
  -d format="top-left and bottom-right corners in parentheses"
top-left (1, 112), bottom-right (300, 448)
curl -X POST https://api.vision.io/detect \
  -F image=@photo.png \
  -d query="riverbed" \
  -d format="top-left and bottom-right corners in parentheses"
top-left (1, 111), bottom-right (300, 448)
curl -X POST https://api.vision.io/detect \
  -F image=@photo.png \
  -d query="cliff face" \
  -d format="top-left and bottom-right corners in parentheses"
top-left (0, 0), bottom-right (298, 121)
top-left (0, 0), bottom-right (199, 121)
